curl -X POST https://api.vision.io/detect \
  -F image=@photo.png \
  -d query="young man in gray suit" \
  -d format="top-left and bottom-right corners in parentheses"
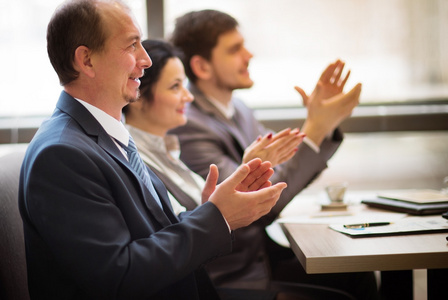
top-left (170, 9), bottom-right (379, 300)
top-left (18, 2), bottom-right (287, 299)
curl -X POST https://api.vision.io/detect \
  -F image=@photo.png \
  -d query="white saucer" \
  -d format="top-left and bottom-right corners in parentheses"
top-left (321, 202), bottom-right (348, 211)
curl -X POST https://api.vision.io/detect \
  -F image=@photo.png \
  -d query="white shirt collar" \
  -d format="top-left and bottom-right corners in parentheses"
top-left (207, 96), bottom-right (235, 120)
top-left (74, 98), bottom-right (129, 146)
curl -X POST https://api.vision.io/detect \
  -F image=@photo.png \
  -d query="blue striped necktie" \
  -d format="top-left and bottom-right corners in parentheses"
top-left (122, 136), bottom-right (163, 208)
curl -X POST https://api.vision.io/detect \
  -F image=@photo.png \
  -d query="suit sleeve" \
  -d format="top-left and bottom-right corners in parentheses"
top-left (21, 144), bottom-right (231, 299)
top-left (175, 117), bottom-right (245, 183)
top-left (175, 116), bottom-right (343, 226)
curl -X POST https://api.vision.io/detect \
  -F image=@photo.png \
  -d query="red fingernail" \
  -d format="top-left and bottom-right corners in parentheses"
top-left (267, 133), bottom-right (272, 139)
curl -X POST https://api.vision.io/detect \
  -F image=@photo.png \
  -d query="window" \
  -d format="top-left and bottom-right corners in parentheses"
top-left (0, 0), bottom-right (147, 117)
top-left (1, 0), bottom-right (447, 117)
top-left (164, 0), bottom-right (448, 108)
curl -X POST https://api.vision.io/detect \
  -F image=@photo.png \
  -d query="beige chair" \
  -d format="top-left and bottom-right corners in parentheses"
top-left (0, 151), bottom-right (29, 300)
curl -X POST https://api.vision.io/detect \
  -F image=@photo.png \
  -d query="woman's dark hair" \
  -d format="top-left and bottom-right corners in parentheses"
top-left (122, 39), bottom-right (184, 114)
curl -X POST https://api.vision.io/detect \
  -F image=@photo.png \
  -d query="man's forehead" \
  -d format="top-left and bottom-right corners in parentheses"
top-left (101, 3), bottom-right (142, 41)
top-left (216, 29), bottom-right (244, 49)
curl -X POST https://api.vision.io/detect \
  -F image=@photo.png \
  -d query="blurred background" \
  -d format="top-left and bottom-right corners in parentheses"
top-left (0, 0), bottom-right (447, 192)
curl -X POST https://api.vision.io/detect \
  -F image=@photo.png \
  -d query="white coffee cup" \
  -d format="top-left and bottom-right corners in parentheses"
top-left (325, 182), bottom-right (348, 203)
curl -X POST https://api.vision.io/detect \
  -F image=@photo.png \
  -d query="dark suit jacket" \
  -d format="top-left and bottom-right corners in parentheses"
top-left (147, 161), bottom-right (269, 290)
top-left (18, 91), bottom-right (229, 300)
top-left (169, 84), bottom-right (342, 289)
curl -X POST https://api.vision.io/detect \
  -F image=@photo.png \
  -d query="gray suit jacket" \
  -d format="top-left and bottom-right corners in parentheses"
top-left (169, 84), bottom-right (342, 289)
top-left (170, 83), bottom-right (343, 225)
top-left (18, 91), bottom-right (227, 300)
top-left (169, 84), bottom-right (343, 289)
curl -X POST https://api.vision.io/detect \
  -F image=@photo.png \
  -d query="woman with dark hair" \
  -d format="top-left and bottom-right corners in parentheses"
top-left (124, 38), bottom-right (310, 290)
top-left (123, 39), bottom-right (202, 214)
top-left (124, 39), bottom-right (302, 215)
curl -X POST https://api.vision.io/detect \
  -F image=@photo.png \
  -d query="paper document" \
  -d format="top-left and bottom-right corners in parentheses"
top-left (266, 210), bottom-right (407, 247)
top-left (276, 211), bottom-right (406, 225)
top-left (330, 215), bottom-right (448, 237)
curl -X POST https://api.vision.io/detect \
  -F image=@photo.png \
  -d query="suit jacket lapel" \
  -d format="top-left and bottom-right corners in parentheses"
top-left (56, 91), bottom-right (175, 227)
top-left (147, 167), bottom-right (180, 223)
top-left (189, 84), bottom-right (252, 151)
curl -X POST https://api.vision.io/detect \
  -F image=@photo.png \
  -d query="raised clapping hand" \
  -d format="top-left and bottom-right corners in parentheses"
top-left (202, 158), bottom-right (287, 230)
top-left (242, 128), bottom-right (306, 167)
top-left (296, 59), bottom-right (351, 105)
top-left (294, 59), bottom-right (362, 146)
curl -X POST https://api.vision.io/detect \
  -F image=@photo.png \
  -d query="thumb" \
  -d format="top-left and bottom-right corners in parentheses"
top-left (201, 164), bottom-right (219, 204)
top-left (350, 82), bottom-right (362, 98)
top-left (294, 86), bottom-right (308, 106)
top-left (340, 83), bottom-right (362, 107)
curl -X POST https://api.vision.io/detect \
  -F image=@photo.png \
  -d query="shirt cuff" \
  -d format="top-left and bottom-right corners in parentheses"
top-left (303, 136), bottom-right (320, 153)
top-left (223, 216), bottom-right (232, 233)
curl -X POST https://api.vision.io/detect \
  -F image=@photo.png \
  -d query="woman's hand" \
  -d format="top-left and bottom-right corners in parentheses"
top-left (242, 128), bottom-right (305, 167)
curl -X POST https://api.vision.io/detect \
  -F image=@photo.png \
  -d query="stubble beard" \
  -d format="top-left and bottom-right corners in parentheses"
top-left (215, 72), bottom-right (254, 91)
top-left (125, 88), bottom-right (140, 104)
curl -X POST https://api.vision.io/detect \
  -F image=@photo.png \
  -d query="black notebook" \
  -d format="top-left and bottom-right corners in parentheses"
top-left (362, 197), bottom-right (448, 215)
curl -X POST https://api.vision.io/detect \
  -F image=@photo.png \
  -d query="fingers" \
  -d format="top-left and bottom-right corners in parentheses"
top-left (216, 179), bottom-right (288, 230)
top-left (201, 164), bottom-right (219, 204)
top-left (247, 128), bottom-right (292, 153)
top-left (266, 132), bottom-right (304, 160)
top-left (269, 128), bottom-right (292, 142)
top-left (247, 132), bottom-right (275, 152)
top-left (319, 60), bottom-right (339, 83)
top-left (237, 163), bottom-right (274, 192)
top-left (259, 180), bottom-right (273, 189)
top-left (219, 161), bottom-right (252, 192)
top-left (244, 129), bottom-right (304, 167)
top-left (244, 157), bottom-right (263, 171)
top-left (330, 60), bottom-right (350, 88)
top-left (339, 69), bottom-right (351, 89)
top-left (252, 182), bottom-right (288, 211)
top-left (331, 61), bottom-right (344, 84)
top-left (237, 181), bottom-right (287, 229)
top-left (240, 168), bottom-right (274, 192)
top-left (320, 59), bottom-right (350, 89)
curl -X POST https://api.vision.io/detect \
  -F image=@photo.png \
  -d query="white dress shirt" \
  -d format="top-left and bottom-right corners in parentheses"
top-left (74, 98), bottom-right (130, 157)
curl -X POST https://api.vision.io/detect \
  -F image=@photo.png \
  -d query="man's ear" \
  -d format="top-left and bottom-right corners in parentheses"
top-left (190, 55), bottom-right (212, 80)
top-left (73, 46), bottom-right (95, 78)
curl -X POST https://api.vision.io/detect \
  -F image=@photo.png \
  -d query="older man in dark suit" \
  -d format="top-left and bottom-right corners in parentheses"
top-left (18, 1), bottom-right (286, 299)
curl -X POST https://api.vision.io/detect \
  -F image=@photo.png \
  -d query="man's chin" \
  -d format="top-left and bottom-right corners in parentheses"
top-left (235, 81), bottom-right (254, 90)
top-left (125, 90), bottom-right (140, 104)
